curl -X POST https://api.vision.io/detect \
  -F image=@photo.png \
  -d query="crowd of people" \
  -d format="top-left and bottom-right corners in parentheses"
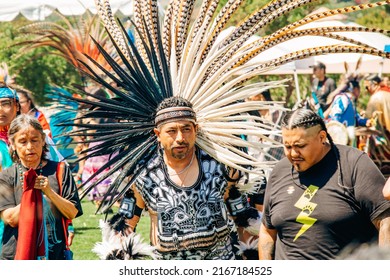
top-left (309, 60), bottom-right (390, 168)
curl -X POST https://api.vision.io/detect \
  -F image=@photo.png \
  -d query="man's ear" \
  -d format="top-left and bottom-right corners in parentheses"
top-left (319, 130), bottom-right (327, 143)
top-left (154, 127), bottom-right (161, 142)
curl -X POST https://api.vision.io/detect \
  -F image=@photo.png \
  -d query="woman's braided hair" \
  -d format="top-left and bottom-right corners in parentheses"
top-left (281, 108), bottom-right (335, 146)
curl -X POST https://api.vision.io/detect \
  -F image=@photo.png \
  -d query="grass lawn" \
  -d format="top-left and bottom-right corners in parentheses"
top-left (71, 199), bottom-right (150, 260)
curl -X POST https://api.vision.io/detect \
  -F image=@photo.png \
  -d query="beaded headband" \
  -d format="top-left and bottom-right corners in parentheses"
top-left (155, 106), bottom-right (196, 127)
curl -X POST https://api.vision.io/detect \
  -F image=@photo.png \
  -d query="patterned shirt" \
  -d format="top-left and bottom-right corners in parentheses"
top-left (135, 148), bottom-right (233, 258)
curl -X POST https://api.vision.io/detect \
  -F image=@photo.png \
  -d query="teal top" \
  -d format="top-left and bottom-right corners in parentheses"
top-left (0, 139), bottom-right (13, 254)
top-left (0, 140), bottom-right (12, 170)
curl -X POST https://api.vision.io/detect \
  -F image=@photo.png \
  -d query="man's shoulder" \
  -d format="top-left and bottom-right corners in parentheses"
top-left (376, 89), bottom-right (390, 99)
top-left (335, 144), bottom-right (365, 163)
top-left (270, 157), bottom-right (291, 174)
top-left (198, 148), bottom-right (213, 159)
top-left (325, 76), bottom-right (336, 85)
top-left (139, 152), bottom-right (161, 171)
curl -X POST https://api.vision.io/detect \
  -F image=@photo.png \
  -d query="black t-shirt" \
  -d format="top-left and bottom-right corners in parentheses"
top-left (0, 160), bottom-right (82, 260)
top-left (262, 145), bottom-right (390, 259)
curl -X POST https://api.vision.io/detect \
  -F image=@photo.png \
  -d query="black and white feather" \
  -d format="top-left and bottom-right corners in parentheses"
top-left (93, 214), bottom-right (160, 260)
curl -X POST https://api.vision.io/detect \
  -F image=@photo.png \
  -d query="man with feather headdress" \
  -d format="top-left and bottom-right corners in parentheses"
top-left (109, 96), bottom-right (261, 260)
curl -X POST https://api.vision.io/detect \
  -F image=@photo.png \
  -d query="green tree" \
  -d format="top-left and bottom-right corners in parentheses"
top-left (0, 18), bottom-right (82, 106)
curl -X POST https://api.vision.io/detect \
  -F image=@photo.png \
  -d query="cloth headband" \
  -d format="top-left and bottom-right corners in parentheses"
top-left (155, 106), bottom-right (196, 127)
top-left (0, 87), bottom-right (18, 101)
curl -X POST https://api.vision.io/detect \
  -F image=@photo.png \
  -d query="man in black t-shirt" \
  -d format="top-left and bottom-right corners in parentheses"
top-left (258, 108), bottom-right (390, 260)
top-left (310, 61), bottom-right (336, 113)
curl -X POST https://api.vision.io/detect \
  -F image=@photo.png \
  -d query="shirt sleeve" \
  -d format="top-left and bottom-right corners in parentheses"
top-left (355, 113), bottom-right (368, 127)
top-left (261, 169), bottom-right (275, 229)
top-left (0, 168), bottom-right (17, 212)
top-left (60, 163), bottom-right (83, 218)
top-left (353, 152), bottom-right (390, 221)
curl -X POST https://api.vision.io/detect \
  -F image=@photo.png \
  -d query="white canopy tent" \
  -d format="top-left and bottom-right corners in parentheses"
top-left (0, 0), bottom-right (134, 21)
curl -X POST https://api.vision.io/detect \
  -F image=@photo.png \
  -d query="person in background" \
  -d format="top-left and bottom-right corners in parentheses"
top-left (364, 74), bottom-right (390, 135)
top-left (247, 89), bottom-right (285, 163)
top-left (0, 114), bottom-right (82, 259)
top-left (381, 76), bottom-right (390, 88)
top-left (17, 88), bottom-right (52, 138)
top-left (80, 117), bottom-right (119, 212)
top-left (362, 75), bottom-right (390, 169)
top-left (309, 61), bottom-right (336, 114)
top-left (324, 75), bottom-right (370, 147)
top-left (0, 80), bottom-right (20, 255)
top-left (258, 108), bottom-right (390, 260)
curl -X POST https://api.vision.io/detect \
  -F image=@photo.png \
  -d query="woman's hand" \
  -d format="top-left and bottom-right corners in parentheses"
top-left (34, 175), bottom-right (51, 195)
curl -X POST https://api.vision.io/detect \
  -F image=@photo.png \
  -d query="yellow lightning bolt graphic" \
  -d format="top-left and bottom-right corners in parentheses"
top-left (293, 185), bottom-right (319, 242)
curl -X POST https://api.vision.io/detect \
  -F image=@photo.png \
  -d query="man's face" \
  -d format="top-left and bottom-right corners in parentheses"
top-left (352, 86), bottom-right (360, 100)
top-left (154, 120), bottom-right (198, 160)
top-left (383, 77), bottom-right (390, 87)
top-left (18, 95), bottom-right (31, 114)
top-left (312, 67), bottom-right (323, 78)
top-left (364, 81), bottom-right (376, 95)
top-left (282, 125), bottom-right (327, 172)
top-left (0, 98), bottom-right (17, 127)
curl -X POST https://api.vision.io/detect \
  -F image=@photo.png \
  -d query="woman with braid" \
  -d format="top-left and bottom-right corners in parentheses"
top-left (258, 108), bottom-right (390, 260)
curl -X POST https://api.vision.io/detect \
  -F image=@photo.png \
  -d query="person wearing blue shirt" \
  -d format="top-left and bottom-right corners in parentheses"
top-left (0, 81), bottom-right (20, 254)
top-left (325, 79), bottom-right (370, 147)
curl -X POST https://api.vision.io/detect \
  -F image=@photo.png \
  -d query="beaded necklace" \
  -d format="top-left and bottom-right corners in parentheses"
top-left (18, 161), bottom-right (43, 185)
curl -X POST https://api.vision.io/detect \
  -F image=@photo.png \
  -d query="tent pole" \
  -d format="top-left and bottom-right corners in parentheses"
top-left (379, 57), bottom-right (384, 78)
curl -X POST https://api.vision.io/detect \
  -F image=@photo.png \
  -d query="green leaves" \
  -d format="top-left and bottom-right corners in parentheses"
top-left (0, 20), bottom-right (81, 106)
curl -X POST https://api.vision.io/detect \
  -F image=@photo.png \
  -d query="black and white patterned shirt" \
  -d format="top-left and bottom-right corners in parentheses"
top-left (135, 148), bottom-right (232, 253)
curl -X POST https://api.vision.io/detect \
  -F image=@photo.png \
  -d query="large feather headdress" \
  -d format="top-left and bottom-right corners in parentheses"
top-left (67, 0), bottom-right (390, 207)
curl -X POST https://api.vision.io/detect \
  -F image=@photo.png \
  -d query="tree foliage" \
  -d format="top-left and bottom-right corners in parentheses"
top-left (0, 18), bottom-right (81, 106)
